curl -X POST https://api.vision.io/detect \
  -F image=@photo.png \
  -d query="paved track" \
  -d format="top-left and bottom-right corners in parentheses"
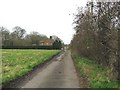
top-left (21, 50), bottom-right (80, 88)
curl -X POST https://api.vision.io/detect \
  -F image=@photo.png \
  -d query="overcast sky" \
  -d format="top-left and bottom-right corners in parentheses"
top-left (0, 0), bottom-right (88, 44)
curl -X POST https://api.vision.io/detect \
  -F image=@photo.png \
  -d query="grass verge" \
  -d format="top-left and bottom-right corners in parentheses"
top-left (72, 55), bottom-right (119, 88)
top-left (1, 49), bottom-right (60, 85)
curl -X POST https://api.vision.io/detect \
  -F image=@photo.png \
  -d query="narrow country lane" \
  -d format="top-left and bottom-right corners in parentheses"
top-left (21, 50), bottom-right (80, 88)
top-left (22, 51), bottom-right (79, 88)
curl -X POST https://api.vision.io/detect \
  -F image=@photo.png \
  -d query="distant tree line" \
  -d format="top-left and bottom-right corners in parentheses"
top-left (71, 2), bottom-right (119, 81)
top-left (0, 26), bottom-right (63, 49)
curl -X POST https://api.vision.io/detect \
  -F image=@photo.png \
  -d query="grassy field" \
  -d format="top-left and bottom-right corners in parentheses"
top-left (1, 49), bottom-right (60, 85)
top-left (72, 55), bottom-right (119, 88)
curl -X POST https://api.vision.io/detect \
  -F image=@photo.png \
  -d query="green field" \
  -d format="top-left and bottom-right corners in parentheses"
top-left (1, 49), bottom-right (60, 85)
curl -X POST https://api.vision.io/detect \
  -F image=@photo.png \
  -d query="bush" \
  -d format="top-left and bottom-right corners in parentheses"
top-left (2, 45), bottom-right (54, 50)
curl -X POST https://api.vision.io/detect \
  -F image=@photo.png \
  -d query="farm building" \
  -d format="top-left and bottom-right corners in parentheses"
top-left (39, 37), bottom-right (54, 46)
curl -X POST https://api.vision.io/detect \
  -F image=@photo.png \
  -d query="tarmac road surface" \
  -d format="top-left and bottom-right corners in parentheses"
top-left (21, 50), bottom-right (80, 88)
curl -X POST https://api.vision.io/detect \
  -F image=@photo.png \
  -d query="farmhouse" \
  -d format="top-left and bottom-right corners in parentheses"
top-left (39, 37), bottom-right (54, 46)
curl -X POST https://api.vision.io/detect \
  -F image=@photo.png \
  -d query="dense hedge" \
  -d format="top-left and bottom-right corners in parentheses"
top-left (1, 45), bottom-right (61, 50)
top-left (71, 2), bottom-right (119, 81)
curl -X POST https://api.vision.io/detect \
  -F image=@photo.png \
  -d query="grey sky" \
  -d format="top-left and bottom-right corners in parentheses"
top-left (0, 0), bottom-right (87, 44)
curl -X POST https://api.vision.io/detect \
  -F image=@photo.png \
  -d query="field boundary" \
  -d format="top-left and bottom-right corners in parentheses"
top-left (2, 50), bottom-right (64, 88)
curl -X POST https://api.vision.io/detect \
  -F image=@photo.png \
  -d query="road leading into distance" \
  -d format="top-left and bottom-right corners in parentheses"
top-left (21, 50), bottom-right (80, 88)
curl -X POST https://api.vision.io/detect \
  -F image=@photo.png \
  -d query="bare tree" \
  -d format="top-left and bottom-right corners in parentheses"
top-left (12, 26), bottom-right (26, 39)
top-left (71, 1), bottom-right (119, 81)
top-left (0, 26), bottom-right (10, 46)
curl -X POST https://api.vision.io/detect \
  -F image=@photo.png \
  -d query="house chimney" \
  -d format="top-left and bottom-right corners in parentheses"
top-left (50, 36), bottom-right (52, 39)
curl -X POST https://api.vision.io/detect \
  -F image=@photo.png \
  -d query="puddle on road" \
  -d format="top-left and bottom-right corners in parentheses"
top-left (56, 53), bottom-right (64, 61)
